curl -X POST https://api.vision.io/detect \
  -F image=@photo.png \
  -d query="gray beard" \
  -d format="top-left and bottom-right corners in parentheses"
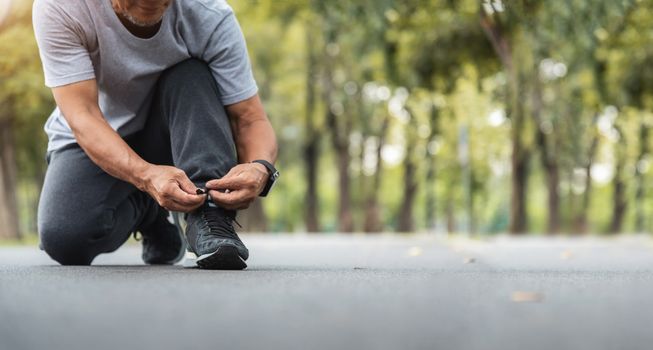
top-left (119, 10), bottom-right (163, 27)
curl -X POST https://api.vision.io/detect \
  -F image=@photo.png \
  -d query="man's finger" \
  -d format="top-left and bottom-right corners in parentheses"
top-left (165, 195), bottom-right (204, 213)
top-left (168, 197), bottom-right (204, 213)
top-left (169, 185), bottom-right (205, 207)
top-left (206, 176), bottom-right (244, 190)
top-left (175, 173), bottom-right (200, 195)
top-left (205, 167), bottom-right (240, 187)
top-left (206, 176), bottom-right (234, 189)
top-left (209, 189), bottom-right (251, 207)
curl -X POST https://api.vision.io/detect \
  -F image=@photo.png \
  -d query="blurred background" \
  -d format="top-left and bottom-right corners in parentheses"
top-left (1, 0), bottom-right (652, 241)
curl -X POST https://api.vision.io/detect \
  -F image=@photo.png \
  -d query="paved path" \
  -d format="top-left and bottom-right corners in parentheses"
top-left (1, 234), bottom-right (653, 350)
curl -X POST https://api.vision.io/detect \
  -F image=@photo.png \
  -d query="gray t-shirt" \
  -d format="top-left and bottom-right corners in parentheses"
top-left (33, 0), bottom-right (258, 152)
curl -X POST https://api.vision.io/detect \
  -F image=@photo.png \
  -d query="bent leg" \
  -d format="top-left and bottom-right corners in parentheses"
top-left (37, 145), bottom-right (157, 265)
top-left (149, 58), bottom-right (238, 186)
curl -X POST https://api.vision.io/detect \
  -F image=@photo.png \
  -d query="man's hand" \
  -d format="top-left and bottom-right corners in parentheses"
top-left (141, 165), bottom-right (205, 213)
top-left (205, 163), bottom-right (269, 210)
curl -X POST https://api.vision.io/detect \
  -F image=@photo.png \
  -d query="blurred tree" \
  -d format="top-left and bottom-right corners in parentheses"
top-left (2, 0), bottom-right (652, 238)
top-left (303, 21), bottom-right (321, 232)
top-left (0, 0), bottom-right (52, 239)
top-left (612, 1), bottom-right (653, 232)
top-left (479, 1), bottom-right (538, 234)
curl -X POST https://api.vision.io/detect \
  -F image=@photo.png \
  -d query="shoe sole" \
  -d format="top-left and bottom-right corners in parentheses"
top-left (196, 246), bottom-right (247, 270)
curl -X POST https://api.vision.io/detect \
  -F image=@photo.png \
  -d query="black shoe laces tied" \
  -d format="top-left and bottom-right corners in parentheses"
top-left (201, 207), bottom-right (242, 240)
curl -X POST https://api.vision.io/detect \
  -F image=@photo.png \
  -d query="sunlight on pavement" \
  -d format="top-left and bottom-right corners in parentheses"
top-left (407, 246), bottom-right (423, 257)
top-left (511, 291), bottom-right (545, 303)
top-left (560, 250), bottom-right (575, 260)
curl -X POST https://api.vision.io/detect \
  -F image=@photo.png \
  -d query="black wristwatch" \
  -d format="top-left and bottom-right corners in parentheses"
top-left (252, 160), bottom-right (279, 197)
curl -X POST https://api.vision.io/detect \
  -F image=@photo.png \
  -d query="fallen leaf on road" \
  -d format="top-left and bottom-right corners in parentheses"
top-left (511, 291), bottom-right (544, 303)
top-left (408, 247), bottom-right (423, 257)
top-left (560, 250), bottom-right (574, 260)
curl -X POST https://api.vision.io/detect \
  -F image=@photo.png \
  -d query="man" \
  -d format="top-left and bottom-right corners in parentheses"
top-left (32, 0), bottom-right (279, 270)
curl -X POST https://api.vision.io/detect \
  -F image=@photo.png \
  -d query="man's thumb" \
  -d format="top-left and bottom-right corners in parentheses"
top-left (177, 174), bottom-right (199, 195)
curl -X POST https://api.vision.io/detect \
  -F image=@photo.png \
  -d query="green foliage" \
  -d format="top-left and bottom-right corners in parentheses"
top-left (1, 0), bottom-right (653, 235)
top-left (1, 1), bottom-right (53, 235)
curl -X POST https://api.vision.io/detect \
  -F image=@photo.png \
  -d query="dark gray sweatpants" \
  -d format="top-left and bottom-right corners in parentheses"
top-left (37, 59), bottom-right (238, 265)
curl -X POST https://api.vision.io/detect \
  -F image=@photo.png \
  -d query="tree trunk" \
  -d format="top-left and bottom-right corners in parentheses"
top-left (321, 26), bottom-right (354, 232)
top-left (609, 166), bottom-right (627, 234)
top-left (323, 67), bottom-right (353, 233)
top-left (574, 131), bottom-right (598, 234)
top-left (335, 143), bottom-right (353, 232)
top-left (424, 104), bottom-right (439, 232)
top-left (634, 122), bottom-right (649, 233)
top-left (397, 157), bottom-right (417, 232)
top-left (363, 15), bottom-right (395, 234)
top-left (480, 9), bottom-right (529, 234)
top-left (363, 197), bottom-right (382, 233)
top-left (609, 126), bottom-right (627, 234)
top-left (510, 141), bottom-right (529, 234)
top-left (532, 72), bottom-right (560, 234)
top-left (397, 111), bottom-right (418, 233)
top-left (363, 115), bottom-right (389, 233)
top-left (424, 161), bottom-right (436, 232)
top-left (304, 26), bottom-right (320, 233)
top-left (304, 138), bottom-right (320, 232)
top-left (0, 120), bottom-right (21, 240)
top-left (508, 76), bottom-right (529, 234)
top-left (238, 199), bottom-right (267, 232)
top-left (545, 164), bottom-right (560, 233)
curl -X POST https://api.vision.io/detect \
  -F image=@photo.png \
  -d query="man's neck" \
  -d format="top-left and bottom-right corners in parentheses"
top-left (115, 12), bottom-right (162, 39)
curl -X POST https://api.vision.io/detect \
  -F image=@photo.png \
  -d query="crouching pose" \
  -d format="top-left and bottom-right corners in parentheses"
top-left (33, 0), bottom-right (279, 269)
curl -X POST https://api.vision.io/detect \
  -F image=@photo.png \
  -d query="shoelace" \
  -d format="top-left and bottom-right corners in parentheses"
top-left (201, 207), bottom-right (242, 240)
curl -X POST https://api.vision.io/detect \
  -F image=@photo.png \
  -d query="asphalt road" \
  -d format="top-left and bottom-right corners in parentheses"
top-left (1, 234), bottom-right (653, 350)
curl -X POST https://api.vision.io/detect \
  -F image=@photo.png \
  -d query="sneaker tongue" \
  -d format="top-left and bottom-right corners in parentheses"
top-left (202, 206), bottom-right (238, 238)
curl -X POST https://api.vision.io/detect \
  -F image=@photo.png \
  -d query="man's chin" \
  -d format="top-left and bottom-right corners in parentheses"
top-left (121, 11), bottom-right (164, 27)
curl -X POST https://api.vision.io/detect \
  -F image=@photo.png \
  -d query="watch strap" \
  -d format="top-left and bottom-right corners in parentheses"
top-left (252, 160), bottom-right (279, 197)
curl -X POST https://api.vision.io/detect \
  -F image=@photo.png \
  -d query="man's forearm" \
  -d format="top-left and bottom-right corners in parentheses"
top-left (225, 95), bottom-right (277, 167)
top-left (233, 118), bottom-right (278, 164)
top-left (69, 108), bottom-right (151, 190)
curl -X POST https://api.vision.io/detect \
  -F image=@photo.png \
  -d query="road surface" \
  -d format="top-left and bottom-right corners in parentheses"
top-left (1, 234), bottom-right (653, 350)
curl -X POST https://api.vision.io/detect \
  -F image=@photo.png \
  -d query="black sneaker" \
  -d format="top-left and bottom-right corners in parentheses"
top-left (185, 202), bottom-right (248, 270)
top-left (139, 208), bottom-right (186, 265)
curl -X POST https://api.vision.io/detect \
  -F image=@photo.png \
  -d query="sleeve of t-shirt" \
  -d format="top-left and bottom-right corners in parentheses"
top-left (202, 12), bottom-right (259, 106)
top-left (32, 0), bottom-right (95, 88)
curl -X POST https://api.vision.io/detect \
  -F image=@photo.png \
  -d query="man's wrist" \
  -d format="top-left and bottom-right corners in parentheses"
top-left (132, 160), bottom-right (154, 191)
top-left (250, 161), bottom-right (268, 176)
top-left (251, 159), bottom-right (279, 197)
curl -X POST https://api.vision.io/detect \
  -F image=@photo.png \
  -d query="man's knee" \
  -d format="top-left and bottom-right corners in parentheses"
top-left (160, 58), bottom-right (212, 86)
top-left (38, 209), bottom-right (115, 266)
